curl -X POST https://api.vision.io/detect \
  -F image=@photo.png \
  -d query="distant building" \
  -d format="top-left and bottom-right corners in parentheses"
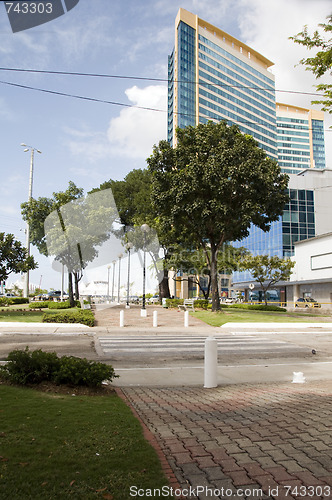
top-left (168, 8), bottom-right (277, 159)
top-left (276, 103), bottom-right (326, 174)
top-left (287, 232), bottom-right (332, 308)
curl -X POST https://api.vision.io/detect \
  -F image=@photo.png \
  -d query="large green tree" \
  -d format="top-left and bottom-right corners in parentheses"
top-left (147, 121), bottom-right (289, 311)
top-left (21, 182), bottom-right (116, 306)
top-left (290, 15), bottom-right (332, 114)
top-left (243, 255), bottom-right (295, 306)
top-left (21, 182), bottom-right (83, 305)
top-left (0, 232), bottom-right (37, 282)
top-left (91, 169), bottom-right (173, 298)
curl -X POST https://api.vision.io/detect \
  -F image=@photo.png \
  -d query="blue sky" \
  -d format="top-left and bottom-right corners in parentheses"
top-left (1, 0), bottom-right (331, 291)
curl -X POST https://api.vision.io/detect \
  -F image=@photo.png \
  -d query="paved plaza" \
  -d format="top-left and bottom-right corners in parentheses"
top-left (121, 381), bottom-right (332, 500)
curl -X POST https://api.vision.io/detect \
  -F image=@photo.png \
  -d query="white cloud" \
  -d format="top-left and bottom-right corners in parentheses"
top-left (107, 85), bottom-right (167, 159)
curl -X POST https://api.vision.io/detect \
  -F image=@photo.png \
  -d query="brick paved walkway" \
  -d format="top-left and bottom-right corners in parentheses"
top-left (121, 381), bottom-right (332, 500)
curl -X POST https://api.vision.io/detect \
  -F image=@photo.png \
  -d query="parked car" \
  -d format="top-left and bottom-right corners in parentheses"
top-left (148, 294), bottom-right (160, 304)
top-left (45, 291), bottom-right (69, 301)
top-left (295, 297), bottom-right (321, 308)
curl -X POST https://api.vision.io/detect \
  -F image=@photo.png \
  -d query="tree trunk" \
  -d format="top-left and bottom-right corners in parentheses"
top-left (210, 245), bottom-right (221, 312)
top-left (159, 269), bottom-right (171, 299)
top-left (74, 272), bottom-right (80, 300)
top-left (68, 272), bottom-right (75, 307)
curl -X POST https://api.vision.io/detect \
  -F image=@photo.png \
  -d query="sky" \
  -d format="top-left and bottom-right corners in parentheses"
top-left (0, 0), bottom-right (331, 293)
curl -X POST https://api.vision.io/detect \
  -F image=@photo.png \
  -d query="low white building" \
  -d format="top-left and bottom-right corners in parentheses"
top-left (287, 232), bottom-right (332, 308)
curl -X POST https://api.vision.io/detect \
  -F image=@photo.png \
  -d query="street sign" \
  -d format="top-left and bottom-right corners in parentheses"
top-left (249, 283), bottom-right (255, 290)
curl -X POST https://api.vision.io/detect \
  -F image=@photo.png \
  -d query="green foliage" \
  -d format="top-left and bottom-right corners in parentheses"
top-left (226, 303), bottom-right (286, 312)
top-left (165, 298), bottom-right (184, 308)
top-left (194, 299), bottom-right (209, 309)
top-left (243, 254), bottom-right (295, 305)
top-left (0, 297), bottom-right (29, 307)
top-left (10, 297), bottom-right (29, 305)
top-left (148, 121), bottom-right (289, 311)
top-left (29, 301), bottom-right (49, 309)
top-left (53, 356), bottom-right (118, 387)
top-left (42, 309), bottom-right (95, 327)
top-left (290, 15), bottom-right (332, 114)
top-left (0, 347), bottom-right (60, 385)
top-left (0, 347), bottom-right (118, 387)
top-left (47, 300), bottom-right (74, 309)
top-left (0, 232), bottom-right (37, 282)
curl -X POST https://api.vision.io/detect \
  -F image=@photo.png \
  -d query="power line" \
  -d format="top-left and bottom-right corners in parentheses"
top-left (0, 66), bottom-right (326, 97)
top-left (0, 77), bottom-right (330, 133)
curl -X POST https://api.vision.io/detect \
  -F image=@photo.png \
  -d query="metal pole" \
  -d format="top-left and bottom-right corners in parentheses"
top-left (117, 256), bottom-right (122, 304)
top-left (126, 247), bottom-right (131, 308)
top-left (24, 148), bottom-right (34, 298)
top-left (142, 231), bottom-right (146, 310)
top-left (107, 265), bottom-right (110, 303)
top-left (111, 260), bottom-right (116, 302)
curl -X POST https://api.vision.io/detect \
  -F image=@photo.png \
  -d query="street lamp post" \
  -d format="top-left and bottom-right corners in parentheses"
top-left (141, 224), bottom-right (150, 316)
top-left (21, 143), bottom-right (41, 298)
top-left (111, 260), bottom-right (116, 302)
top-left (117, 253), bottom-right (123, 304)
top-left (126, 242), bottom-right (133, 308)
top-left (107, 265), bottom-right (111, 303)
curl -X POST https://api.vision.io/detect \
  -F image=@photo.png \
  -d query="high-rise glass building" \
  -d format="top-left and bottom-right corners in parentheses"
top-left (168, 9), bottom-right (327, 299)
top-left (168, 8), bottom-right (277, 159)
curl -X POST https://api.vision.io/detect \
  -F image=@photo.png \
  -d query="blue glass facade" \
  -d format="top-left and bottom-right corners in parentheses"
top-left (168, 50), bottom-right (174, 145)
top-left (232, 188), bottom-right (315, 283)
top-left (312, 119), bottom-right (326, 169)
top-left (197, 34), bottom-right (277, 159)
top-left (177, 22), bottom-right (196, 130)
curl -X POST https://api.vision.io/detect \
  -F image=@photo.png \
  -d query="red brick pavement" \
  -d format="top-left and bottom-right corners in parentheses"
top-left (120, 381), bottom-right (332, 500)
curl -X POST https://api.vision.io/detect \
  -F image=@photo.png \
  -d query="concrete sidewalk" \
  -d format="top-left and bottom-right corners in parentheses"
top-left (121, 381), bottom-right (332, 500)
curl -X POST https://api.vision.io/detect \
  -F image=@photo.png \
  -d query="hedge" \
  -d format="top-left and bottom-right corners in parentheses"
top-left (42, 310), bottom-right (95, 327)
top-left (0, 347), bottom-right (118, 387)
top-left (225, 303), bottom-right (286, 312)
top-left (0, 297), bottom-right (29, 306)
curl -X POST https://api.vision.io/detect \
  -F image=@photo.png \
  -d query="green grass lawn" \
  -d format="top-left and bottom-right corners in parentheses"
top-left (0, 384), bottom-right (173, 500)
top-left (0, 307), bottom-right (80, 323)
top-left (192, 308), bottom-right (332, 327)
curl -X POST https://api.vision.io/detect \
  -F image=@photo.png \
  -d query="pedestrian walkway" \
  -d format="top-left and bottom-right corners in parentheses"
top-left (93, 304), bottom-right (216, 332)
top-left (121, 381), bottom-right (332, 500)
top-left (97, 333), bottom-right (308, 358)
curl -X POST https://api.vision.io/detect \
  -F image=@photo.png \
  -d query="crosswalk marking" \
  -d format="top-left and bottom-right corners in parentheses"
top-left (97, 335), bottom-right (308, 356)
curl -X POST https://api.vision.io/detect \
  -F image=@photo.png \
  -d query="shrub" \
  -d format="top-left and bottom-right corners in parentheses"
top-left (47, 300), bottom-right (73, 310)
top-left (227, 303), bottom-right (286, 312)
top-left (53, 356), bottom-right (118, 387)
top-left (0, 347), bottom-right (118, 387)
top-left (29, 301), bottom-right (49, 309)
top-left (42, 310), bottom-right (95, 327)
top-left (194, 299), bottom-right (209, 309)
top-left (0, 347), bottom-right (60, 385)
top-left (0, 297), bottom-right (10, 307)
top-left (10, 297), bottom-right (29, 305)
top-left (165, 299), bottom-right (183, 308)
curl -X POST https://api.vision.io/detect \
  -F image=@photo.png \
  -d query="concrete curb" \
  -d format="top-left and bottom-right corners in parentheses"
top-left (221, 322), bottom-right (332, 330)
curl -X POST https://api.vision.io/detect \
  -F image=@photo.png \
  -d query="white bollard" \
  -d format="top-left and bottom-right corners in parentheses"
top-left (120, 310), bottom-right (124, 327)
top-left (140, 309), bottom-right (147, 318)
top-left (153, 310), bottom-right (158, 327)
top-left (184, 310), bottom-right (189, 327)
top-left (204, 337), bottom-right (218, 388)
